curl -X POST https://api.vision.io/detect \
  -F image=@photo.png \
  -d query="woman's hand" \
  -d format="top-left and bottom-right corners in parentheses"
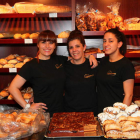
top-left (30, 102), bottom-right (48, 111)
top-left (89, 55), bottom-right (98, 68)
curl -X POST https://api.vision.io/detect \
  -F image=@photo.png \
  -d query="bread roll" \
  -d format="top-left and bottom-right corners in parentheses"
top-left (23, 93), bottom-right (32, 99)
top-left (8, 59), bottom-right (18, 64)
top-left (58, 30), bottom-right (70, 38)
top-left (6, 54), bottom-right (15, 60)
top-left (14, 2), bottom-right (44, 13)
top-left (35, 5), bottom-right (71, 13)
top-left (0, 64), bottom-right (3, 68)
top-left (21, 33), bottom-right (30, 39)
top-left (15, 63), bottom-right (24, 68)
top-left (29, 33), bottom-right (39, 39)
top-left (7, 94), bottom-right (13, 100)
top-left (0, 90), bottom-right (9, 97)
top-left (3, 64), bottom-right (15, 68)
top-left (14, 33), bottom-right (21, 39)
top-left (0, 58), bottom-right (7, 65)
top-left (0, 33), bottom-right (4, 38)
top-left (23, 57), bottom-right (32, 63)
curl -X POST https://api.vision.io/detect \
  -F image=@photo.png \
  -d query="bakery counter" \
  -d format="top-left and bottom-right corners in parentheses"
top-left (44, 137), bottom-right (104, 140)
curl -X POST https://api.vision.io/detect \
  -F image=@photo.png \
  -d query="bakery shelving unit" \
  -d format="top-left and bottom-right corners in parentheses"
top-left (0, 0), bottom-right (140, 103)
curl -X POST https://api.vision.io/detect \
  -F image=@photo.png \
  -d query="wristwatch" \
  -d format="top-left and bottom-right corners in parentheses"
top-left (24, 103), bottom-right (30, 109)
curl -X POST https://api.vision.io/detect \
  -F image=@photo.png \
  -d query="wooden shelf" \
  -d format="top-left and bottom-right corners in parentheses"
top-left (0, 12), bottom-right (72, 18)
top-left (82, 30), bottom-right (140, 36)
top-left (0, 99), bottom-right (16, 104)
top-left (125, 53), bottom-right (140, 58)
top-left (135, 78), bottom-right (140, 83)
top-left (0, 38), bottom-right (67, 44)
top-left (0, 68), bottom-right (20, 73)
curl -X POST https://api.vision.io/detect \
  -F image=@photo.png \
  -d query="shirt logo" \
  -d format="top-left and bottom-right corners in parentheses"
top-left (55, 64), bottom-right (63, 69)
top-left (107, 70), bottom-right (116, 76)
top-left (84, 74), bottom-right (94, 78)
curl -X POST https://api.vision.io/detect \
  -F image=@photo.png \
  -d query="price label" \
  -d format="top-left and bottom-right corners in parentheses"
top-left (24, 39), bottom-right (33, 44)
top-left (97, 53), bottom-right (105, 58)
top-left (49, 13), bottom-right (57, 18)
top-left (57, 38), bottom-right (63, 43)
top-left (9, 68), bottom-right (17, 73)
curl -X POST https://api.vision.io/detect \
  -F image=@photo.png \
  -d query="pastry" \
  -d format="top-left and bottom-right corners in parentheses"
top-left (8, 59), bottom-right (18, 64)
top-left (105, 123), bottom-right (121, 132)
top-left (113, 102), bottom-right (128, 111)
top-left (15, 63), bottom-right (24, 68)
top-left (21, 33), bottom-right (30, 39)
top-left (14, 33), bottom-right (22, 39)
top-left (103, 120), bottom-right (116, 127)
top-left (29, 33), bottom-right (39, 39)
top-left (3, 64), bottom-right (15, 68)
top-left (106, 130), bottom-right (123, 139)
top-left (127, 116), bottom-right (140, 123)
top-left (0, 33), bottom-right (4, 38)
top-left (6, 54), bottom-right (15, 60)
top-left (23, 93), bottom-right (32, 99)
top-left (103, 107), bottom-right (120, 115)
top-left (0, 64), bottom-right (3, 68)
top-left (123, 131), bottom-right (140, 139)
top-left (16, 56), bottom-right (24, 61)
top-left (0, 58), bottom-right (7, 65)
top-left (125, 104), bottom-right (139, 115)
top-left (7, 94), bottom-right (13, 100)
top-left (23, 57), bottom-right (32, 63)
top-left (0, 90), bottom-right (9, 97)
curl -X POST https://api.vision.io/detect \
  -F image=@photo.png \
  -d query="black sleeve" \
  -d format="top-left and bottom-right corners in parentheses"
top-left (121, 62), bottom-right (135, 81)
top-left (18, 62), bottom-right (32, 81)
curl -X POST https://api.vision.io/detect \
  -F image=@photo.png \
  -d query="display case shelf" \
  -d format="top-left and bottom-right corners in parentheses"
top-left (0, 68), bottom-right (20, 73)
top-left (125, 53), bottom-right (140, 58)
top-left (135, 78), bottom-right (140, 83)
top-left (0, 99), bottom-right (16, 104)
top-left (0, 38), bottom-right (68, 44)
top-left (0, 12), bottom-right (72, 18)
top-left (82, 30), bottom-right (140, 36)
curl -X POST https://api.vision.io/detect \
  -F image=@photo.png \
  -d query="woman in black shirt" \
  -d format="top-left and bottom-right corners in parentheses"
top-left (96, 28), bottom-right (135, 113)
top-left (64, 30), bottom-right (98, 115)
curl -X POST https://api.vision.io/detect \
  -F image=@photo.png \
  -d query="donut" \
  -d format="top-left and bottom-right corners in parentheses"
top-left (106, 130), bottom-right (123, 139)
top-left (113, 102), bottom-right (128, 111)
top-left (103, 107), bottom-right (120, 115)
top-left (105, 123), bottom-right (121, 132)
top-left (125, 104), bottom-right (139, 115)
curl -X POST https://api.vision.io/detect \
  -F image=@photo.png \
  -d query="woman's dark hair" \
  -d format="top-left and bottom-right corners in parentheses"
top-left (67, 30), bottom-right (85, 56)
top-left (104, 28), bottom-right (127, 55)
top-left (36, 30), bottom-right (57, 58)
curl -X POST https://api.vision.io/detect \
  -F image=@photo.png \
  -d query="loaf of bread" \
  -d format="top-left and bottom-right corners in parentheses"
top-left (0, 4), bottom-right (15, 13)
top-left (35, 5), bottom-right (71, 13)
top-left (14, 2), bottom-right (44, 13)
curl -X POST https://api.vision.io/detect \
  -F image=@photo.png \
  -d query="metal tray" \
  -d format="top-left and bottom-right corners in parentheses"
top-left (45, 117), bottom-right (104, 138)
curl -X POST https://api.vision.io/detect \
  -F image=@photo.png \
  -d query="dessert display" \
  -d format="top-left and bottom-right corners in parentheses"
top-left (48, 112), bottom-right (98, 137)
top-left (0, 54), bottom-right (33, 68)
top-left (98, 102), bottom-right (140, 139)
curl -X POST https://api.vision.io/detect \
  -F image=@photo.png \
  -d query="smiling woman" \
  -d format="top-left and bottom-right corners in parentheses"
top-left (96, 28), bottom-right (135, 113)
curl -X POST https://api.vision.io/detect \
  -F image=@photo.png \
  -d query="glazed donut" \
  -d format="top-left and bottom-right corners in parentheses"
top-left (113, 102), bottom-right (128, 111)
top-left (103, 107), bottom-right (120, 115)
top-left (123, 131), bottom-right (140, 139)
top-left (105, 123), bottom-right (121, 132)
top-left (125, 104), bottom-right (139, 115)
top-left (106, 130), bottom-right (123, 139)
top-left (127, 116), bottom-right (140, 123)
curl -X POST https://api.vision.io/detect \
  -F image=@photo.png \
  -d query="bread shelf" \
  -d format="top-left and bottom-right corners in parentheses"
top-left (0, 38), bottom-right (67, 44)
top-left (0, 99), bottom-right (16, 104)
top-left (125, 53), bottom-right (140, 58)
top-left (0, 68), bottom-right (20, 73)
top-left (135, 79), bottom-right (140, 83)
top-left (0, 12), bottom-right (72, 18)
top-left (82, 30), bottom-right (140, 36)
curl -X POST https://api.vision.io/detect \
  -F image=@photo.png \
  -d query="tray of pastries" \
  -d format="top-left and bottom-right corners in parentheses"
top-left (98, 102), bottom-right (140, 139)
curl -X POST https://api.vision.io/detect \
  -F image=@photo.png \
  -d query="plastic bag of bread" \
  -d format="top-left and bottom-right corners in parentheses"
top-left (0, 3), bottom-right (15, 14)
top-left (75, 3), bottom-right (88, 31)
top-left (95, 9), bottom-right (107, 31)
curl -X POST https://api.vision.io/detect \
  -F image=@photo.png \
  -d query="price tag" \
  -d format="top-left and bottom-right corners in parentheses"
top-left (24, 39), bottom-right (33, 44)
top-left (49, 13), bottom-right (57, 18)
top-left (97, 53), bottom-right (105, 58)
top-left (9, 68), bottom-right (17, 73)
top-left (57, 38), bottom-right (63, 43)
